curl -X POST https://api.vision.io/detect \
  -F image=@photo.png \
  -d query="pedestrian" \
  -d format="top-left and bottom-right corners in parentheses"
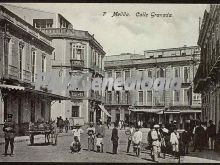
top-left (50, 120), bottom-right (59, 145)
top-left (191, 120), bottom-right (206, 152)
top-left (70, 136), bottom-right (81, 153)
top-left (2, 114), bottom-right (16, 156)
top-left (95, 121), bottom-right (105, 152)
top-left (72, 124), bottom-right (84, 142)
top-left (87, 123), bottom-right (95, 151)
top-left (201, 121), bottom-right (208, 149)
top-left (138, 120), bottom-right (141, 128)
top-left (182, 125), bottom-right (191, 155)
top-left (159, 124), bottom-right (169, 158)
top-left (170, 127), bottom-right (180, 158)
top-left (125, 123), bottom-right (135, 153)
top-left (111, 122), bottom-right (119, 154)
top-left (119, 120), bottom-right (122, 130)
top-left (64, 118), bottom-right (70, 133)
top-left (206, 120), bottom-right (216, 150)
top-left (147, 124), bottom-right (154, 159)
top-left (107, 119), bottom-right (110, 130)
top-left (140, 120), bottom-right (143, 128)
top-left (150, 124), bottom-right (161, 162)
top-left (132, 126), bottom-right (142, 157)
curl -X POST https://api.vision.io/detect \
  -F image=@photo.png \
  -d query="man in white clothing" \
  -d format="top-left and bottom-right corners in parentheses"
top-left (151, 124), bottom-right (161, 163)
top-left (132, 126), bottom-right (142, 157)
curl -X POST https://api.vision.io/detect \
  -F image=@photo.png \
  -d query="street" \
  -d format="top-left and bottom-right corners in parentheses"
top-left (1, 127), bottom-right (220, 163)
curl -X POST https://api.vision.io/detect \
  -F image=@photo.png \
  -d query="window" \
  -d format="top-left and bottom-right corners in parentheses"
top-left (147, 91), bottom-right (152, 103)
top-left (107, 91), bottom-right (112, 103)
top-left (89, 111), bottom-right (94, 122)
top-left (107, 71), bottom-right (112, 78)
top-left (41, 102), bottom-right (45, 118)
top-left (19, 43), bottom-right (24, 80)
top-left (138, 91), bottom-right (143, 105)
top-left (174, 67), bottom-right (180, 77)
top-left (72, 44), bottom-right (85, 60)
top-left (115, 71), bottom-right (121, 79)
top-left (125, 91), bottom-right (129, 104)
top-left (160, 68), bottom-right (165, 77)
top-left (156, 70), bottom-right (160, 78)
top-left (31, 50), bottom-right (36, 82)
top-left (139, 70), bottom-right (144, 78)
top-left (42, 54), bottom-right (46, 73)
top-left (184, 89), bottom-right (189, 103)
top-left (174, 91), bottom-right (180, 102)
top-left (124, 70), bottom-right (130, 80)
top-left (33, 19), bottom-right (53, 28)
top-left (148, 70), bottom-right (152, 78)
top-left (4, 38), bottom-right (11, 75)
top-left (183, 67), bottom-right (189, 83)
top-left (116, 91), bottom-right (120, 104)
top-left (72, 106), bottom-right (79, 117)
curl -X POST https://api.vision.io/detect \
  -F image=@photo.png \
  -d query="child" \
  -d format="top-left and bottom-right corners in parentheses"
top-left (87, 123), bottom-right (95, 151)
top-left (70, 136), bottom-right (81, 153)
top-left (72, 124), bottom-right (84, 142)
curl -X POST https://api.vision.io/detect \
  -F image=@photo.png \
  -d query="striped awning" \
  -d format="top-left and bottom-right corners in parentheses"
top-left (0, 84), bottom-right (25, 90)
top-left (130, 108), bottom-right (163, 113)
top-left (98, 104), bottom-right (112, 117)
top-left (157, 110), bottom-right (180, 114)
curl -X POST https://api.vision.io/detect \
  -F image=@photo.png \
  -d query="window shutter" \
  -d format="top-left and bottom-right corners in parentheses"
top-left (11, 39), bottom-right (18, 69)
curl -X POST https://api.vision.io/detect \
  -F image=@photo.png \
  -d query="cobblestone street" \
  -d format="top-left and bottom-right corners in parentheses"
top-left (1, 127), bottom-right (220, 163)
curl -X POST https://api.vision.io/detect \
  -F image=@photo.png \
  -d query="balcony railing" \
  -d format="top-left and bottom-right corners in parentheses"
top-left (89, 92), bottom-right (105, 102)
top-left (70, 59), bottom-right (84, 69)
top-left (105, 99), bottom-right (131, 105)
top-left (194, 64), bottom-right (207, 93)
top-left (69, 91), bottom-right (85, 99)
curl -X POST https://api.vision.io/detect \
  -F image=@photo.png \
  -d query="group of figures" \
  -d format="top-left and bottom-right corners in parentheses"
top-left (70, 120), bottom-right (105, 153)
top-left (122, 119), bottom-right (217, 163)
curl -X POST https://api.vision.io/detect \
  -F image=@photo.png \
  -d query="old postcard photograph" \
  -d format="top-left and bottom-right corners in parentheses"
top-left (0, 3), bottom-right (219, 163)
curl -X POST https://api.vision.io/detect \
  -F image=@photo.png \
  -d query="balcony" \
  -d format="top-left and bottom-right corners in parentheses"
top-left (193, 64), bottom-right (207, 93)
top-left (3, 65), bottom-right (32, 84)
top-left (69, 91), bottom-right (85, 100)
top-left (105, 99), bottom-right (131, 105)
top-left (70, 59), bottom-right (84, 70)
top-left (89, 92), bottom-right (105, 103)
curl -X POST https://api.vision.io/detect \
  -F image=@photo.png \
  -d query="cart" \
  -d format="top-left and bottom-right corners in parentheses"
top-left (28, 122), bottom-right (52, 145)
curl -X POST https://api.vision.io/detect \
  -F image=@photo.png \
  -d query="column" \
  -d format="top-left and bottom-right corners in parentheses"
top-left (159, 114), bottom-right (161, 124)
top-left (194, 113), bottom-right (196, 120)
top-left (94, 110), bottom-right (96, 124)
top-left (111, 109), bottom-right (116, 123)
top-left (120, 108), bottom-right (125, 121)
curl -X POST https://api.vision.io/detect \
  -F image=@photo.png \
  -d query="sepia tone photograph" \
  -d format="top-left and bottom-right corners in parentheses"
top-left (0, 2), bottom-right (219, 163)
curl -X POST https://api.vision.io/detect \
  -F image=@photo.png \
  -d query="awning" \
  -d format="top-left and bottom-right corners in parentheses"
top-left (157, 110), bottom-right (201, 114)
top-left (0, 84), bottom-right (25, 90)
top-left (25, 88), bottom-right (70, 100)
top-left (130, 108), bottom-right (163, 113)
top-left (180, 110), bottom-right (201, 113)
top-left (157, 110), bottom-right (180, 114)
top-left (98, 104), bottom-right (112, 117)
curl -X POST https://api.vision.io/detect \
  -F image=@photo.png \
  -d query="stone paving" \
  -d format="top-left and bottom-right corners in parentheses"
top-left (0, 126), bottom-right (220, 163)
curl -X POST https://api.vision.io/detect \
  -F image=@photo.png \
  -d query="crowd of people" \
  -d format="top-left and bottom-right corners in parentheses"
top-left (2, 113), bottom-right (218, 162)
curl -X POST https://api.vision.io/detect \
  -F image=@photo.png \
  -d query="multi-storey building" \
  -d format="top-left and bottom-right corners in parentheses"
top-left (0, 5), bottom-right (68, 136)
top-left (194, 5), bottom-right (220, 132)
top-left (104, 46), bottom-right (201, 128)
top-left (3, 4), bottom-right (107, 124)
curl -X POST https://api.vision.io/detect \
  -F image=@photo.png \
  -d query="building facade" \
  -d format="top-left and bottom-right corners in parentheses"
top-left (194, 5), bottom-right (220, 132)
top-left (104, 46), bottom-right (201, 128)
top-left (2, 4), bottom-right (107, 124)
top-left (0, 5), bottom-right (68, 136)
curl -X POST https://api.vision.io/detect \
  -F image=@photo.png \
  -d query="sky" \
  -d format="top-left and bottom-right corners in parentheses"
top-left (2, 3), bottom-right (207, 56)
